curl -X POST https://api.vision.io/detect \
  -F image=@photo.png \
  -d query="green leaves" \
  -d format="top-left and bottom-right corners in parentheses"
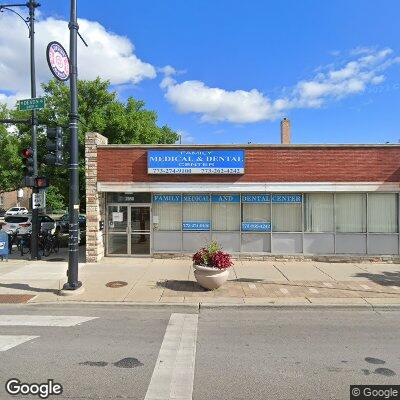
top-left (1, 77), bottom-right (178, 210)
top-left (0, 129), bottom-right (23, 194)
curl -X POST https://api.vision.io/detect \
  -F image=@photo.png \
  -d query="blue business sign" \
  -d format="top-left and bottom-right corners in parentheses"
top-left (242, 222), bottom-right (271, 232)
top-left (242, 221), bottom-right (271, 232)
top-left (148, 150), bottom-right (245, 174)
top-left (211, 194), bottom-right (240, 203)
top-left (241, 194), bottom-right (302, 203)
top-left (271, 194), bottom-right (302, 203)
top-left (183, 194), bottom-right (210, 202)
top-left (242, 194), bottom-right (270, 203)
top-left (153, 194), bottom-right (182, 203)
top-left (182, 221), bottom-right (211, 231)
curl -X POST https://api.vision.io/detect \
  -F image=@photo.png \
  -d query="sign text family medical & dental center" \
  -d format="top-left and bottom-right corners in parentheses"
top-left (147, 150), bottom-right (245, 174)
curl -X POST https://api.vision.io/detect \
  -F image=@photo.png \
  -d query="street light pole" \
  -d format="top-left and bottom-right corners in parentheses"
top-left (0, 0), bottom-right (40, 260)
top-left (28, 0), bottom-right (40, 260)
top-left (63, 0), bottom-right (81, 290)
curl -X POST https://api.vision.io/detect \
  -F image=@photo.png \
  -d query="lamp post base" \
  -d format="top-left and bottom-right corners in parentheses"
top-left (60, 281), bottom-right (84, 296)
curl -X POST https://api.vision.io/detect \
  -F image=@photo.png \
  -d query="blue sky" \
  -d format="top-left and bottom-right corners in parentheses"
top-left (1, 0), bottom-right (400, 144)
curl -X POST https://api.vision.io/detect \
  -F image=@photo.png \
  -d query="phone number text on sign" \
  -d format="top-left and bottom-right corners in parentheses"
top-left (148, 168), bottom-right (243, 174)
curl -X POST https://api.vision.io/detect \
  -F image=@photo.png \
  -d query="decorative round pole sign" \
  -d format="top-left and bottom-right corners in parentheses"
top-left (46, 41), bottom-right (70, 81)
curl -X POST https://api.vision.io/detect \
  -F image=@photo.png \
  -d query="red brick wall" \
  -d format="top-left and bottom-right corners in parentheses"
top-left (97, 146), bottom-right (400, 183)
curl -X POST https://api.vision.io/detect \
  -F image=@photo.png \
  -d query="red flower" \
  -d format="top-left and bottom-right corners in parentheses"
top-left (193, 242), bottom-right (233, 269)
top-left (210, 250), bottom-right (233, 269)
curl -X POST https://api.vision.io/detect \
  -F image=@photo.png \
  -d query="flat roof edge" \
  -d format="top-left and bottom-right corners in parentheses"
top-left (97, 143), bottom-right (400, 149)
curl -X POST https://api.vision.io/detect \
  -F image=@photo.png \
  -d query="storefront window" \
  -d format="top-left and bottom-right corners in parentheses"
top-left (272, 194), bottom-right (302, 232)
top-left (212, 194), bottom-right (240, 231)
top-left (304, 193), bottom-right (334, 232)
top-left (182, 194), bottom-right (210, 231)
top-left (241, 194), bottom-right (271, 232)
top-left (368, 193), bottom-right (398, 233)
top-left (335, 193), bottom-right (366, 233)
top-left (152, 194), bottom-right (181, 231)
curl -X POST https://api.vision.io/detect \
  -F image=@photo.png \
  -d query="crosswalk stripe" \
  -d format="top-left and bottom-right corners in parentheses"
top-left (279, 288), bottom-right (289, 294)
top-left (145, 313), bottom-right (198, 400)
top-left (0, 335), bottom-right (38, 352)
top-left (0, 315), bottom-right (97, 327)
top-left (309, 288), bottom-right (319, 294)
top-left (323, 282), bottom-right (333, 288)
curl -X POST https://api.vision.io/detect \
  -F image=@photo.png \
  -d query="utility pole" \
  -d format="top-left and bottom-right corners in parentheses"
top-left (28, 0), bottom-right (40, 260)
top-left (0, 0), bottom-right (40, 260)
top-left (63, 0), bottom-right (81, 291)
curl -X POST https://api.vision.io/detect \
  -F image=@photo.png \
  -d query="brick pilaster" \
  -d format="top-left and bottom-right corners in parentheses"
top-left (85, 132), bottom-right (108, 263)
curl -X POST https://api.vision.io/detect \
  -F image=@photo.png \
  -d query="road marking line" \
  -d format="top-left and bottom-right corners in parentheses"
top-left (323, 282), bottom-right (333, 288)
top-left (0, 335), bottom-right (38, 352)
top-left (309, 288), bottom-right (319, 294)
top-left (279, 288), bottom-right (289, 294)
top-left (145, 313), bottom-right (198, 400)
top-left (0, 315), bottom-right (97, 327)
top-left (248, 283), bottom-right (257, 289)
top-left (390, 286), bottom-right (399, 290)
top-left (360, 284), bottom-right (370, 290)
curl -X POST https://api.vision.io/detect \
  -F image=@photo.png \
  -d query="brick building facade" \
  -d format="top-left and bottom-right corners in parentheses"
top-left (86, 127), bottom-right (400, 263)
top-left (0, 188), bottom-right (31, 211)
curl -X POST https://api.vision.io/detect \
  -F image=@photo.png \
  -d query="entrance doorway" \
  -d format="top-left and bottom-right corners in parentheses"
top-left (107, 205), bottom-right (151, 255)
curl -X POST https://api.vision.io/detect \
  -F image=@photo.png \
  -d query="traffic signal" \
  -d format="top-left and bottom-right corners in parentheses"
top-left (22, 147), bottom-right (35, 187)
top-left (35, 176), bottom-right (49, 188)
top-left (45, 126), bottom-right (64, 166)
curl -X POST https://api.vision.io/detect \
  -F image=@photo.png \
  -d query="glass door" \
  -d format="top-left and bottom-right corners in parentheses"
top-left (107, 205), bottom-right (128, 255)
top-left (130, 206), bottom-right (151, 255)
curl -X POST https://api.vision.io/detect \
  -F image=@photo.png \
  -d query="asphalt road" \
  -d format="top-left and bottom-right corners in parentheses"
top-left (0, 304), bottom-right (399, 400)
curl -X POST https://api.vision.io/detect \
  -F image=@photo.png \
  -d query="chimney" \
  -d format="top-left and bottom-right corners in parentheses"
top-left (280, 117), bottom-right (291, 144)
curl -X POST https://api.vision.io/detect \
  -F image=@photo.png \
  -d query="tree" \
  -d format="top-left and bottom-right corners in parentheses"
top-left (0, 105), bottom-right (24, 194)
top-left (9, 77), bottom-right (178, 210)
top-left (45, 186), bottom-right (66, 212)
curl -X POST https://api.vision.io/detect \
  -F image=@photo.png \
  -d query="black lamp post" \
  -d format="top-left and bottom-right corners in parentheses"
top-left (63, 0), bottom-right (81, 290)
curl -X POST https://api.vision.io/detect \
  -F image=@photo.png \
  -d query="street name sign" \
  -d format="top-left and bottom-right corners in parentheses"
top-left (18, 97), bottom-right (45, 111)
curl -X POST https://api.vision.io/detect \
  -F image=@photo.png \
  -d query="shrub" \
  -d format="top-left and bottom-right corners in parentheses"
top-left (192, 241), bottom-right (233, 269)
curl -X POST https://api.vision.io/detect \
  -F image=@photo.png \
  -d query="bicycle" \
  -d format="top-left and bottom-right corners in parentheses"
top-left (7, 229), bottom-right (20, 253)
top-left (41, 230), bottom-right (60, 257)
top-left (19, 233), bottom-right (31, 256)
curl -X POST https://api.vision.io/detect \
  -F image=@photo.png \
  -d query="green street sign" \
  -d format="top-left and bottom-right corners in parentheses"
top-left (18, 97), bottom-right (45, 111)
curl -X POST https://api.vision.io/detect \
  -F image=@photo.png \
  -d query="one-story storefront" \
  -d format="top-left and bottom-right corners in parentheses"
top-left (85, 120), bottom-right (400, 262)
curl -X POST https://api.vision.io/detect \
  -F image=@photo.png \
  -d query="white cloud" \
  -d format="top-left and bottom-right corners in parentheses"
top-left (162, 47), bottom-right (400, 123)
top-left (0, 11), bottom-right (156, 106)
top-left (164, 80), bottom-right (280, 123)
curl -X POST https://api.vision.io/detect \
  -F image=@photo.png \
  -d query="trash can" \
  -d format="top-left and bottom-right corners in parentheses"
top-left (0, 230), bottom-right (9, 261)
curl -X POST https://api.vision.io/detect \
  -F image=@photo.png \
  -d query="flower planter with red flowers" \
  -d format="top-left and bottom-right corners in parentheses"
top-left (192, 242), bottom-right (233, 290)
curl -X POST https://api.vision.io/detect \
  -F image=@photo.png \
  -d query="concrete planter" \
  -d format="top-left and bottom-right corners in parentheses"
top-left (193, 264), bottom-right (230, 290)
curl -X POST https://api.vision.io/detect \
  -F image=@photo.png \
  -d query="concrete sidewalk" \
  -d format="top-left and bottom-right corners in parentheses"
top-left (1, 257), bottom-right (400, 306)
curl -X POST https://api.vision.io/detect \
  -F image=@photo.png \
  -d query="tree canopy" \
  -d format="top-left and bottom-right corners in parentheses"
top-left (0, 105), bottom-right (24, 194)
top-left (3, 77), bottom-right (178, 210)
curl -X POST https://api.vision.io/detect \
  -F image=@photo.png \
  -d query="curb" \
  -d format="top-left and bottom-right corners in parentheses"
top-left (20, 300), bottom-right (400, 311)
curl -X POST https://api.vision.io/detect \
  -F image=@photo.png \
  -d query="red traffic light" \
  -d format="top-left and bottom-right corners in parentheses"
top-left (21, 148), bottom-right (33, 158)
top-left (35, 177), bottom-right (49, 188)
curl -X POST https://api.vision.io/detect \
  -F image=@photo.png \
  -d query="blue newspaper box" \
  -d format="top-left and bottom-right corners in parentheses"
top-left (0, 230), bottom-right (9, 261)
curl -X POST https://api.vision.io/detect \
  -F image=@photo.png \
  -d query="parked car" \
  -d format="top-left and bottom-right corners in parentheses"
top-left (5, 207), bottom-right (29, 216)
top-left (56, 214), bottom-right (86, 244)
top-left (1, 214), bottom-right (56, 235)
